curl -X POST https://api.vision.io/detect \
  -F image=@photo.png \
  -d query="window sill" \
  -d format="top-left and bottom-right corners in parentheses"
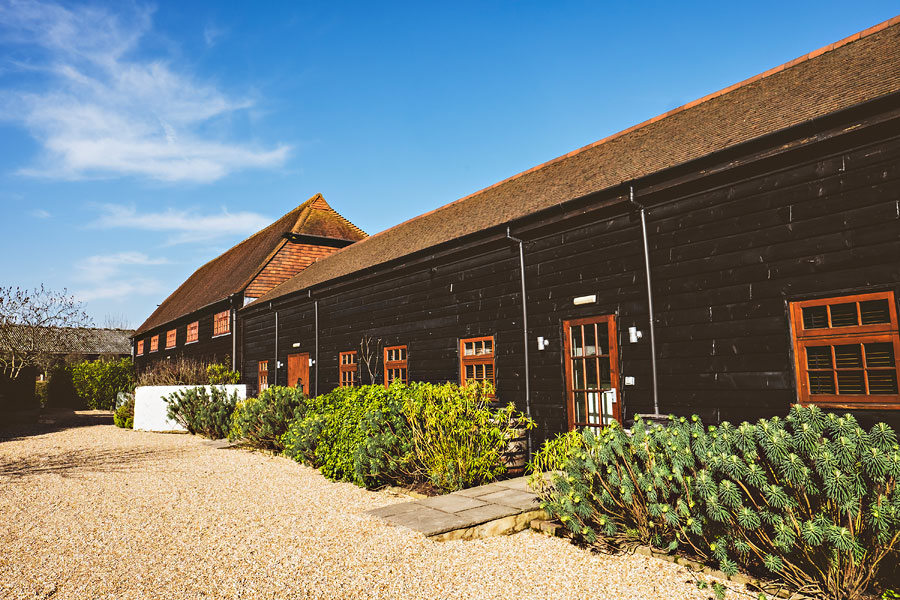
top-left (185, 340), bottom-right (198, 345)
top-left (211, 332), bottom-right (231, 338)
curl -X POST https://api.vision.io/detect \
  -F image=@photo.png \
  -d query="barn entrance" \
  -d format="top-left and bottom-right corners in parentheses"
top-left (287, 352), bottom-right (310, 396)
top-left (562, 315), bottom-right (620, 429)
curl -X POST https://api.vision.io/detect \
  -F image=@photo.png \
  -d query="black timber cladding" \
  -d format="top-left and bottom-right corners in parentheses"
top-left (241, 97), bottom-right (900, 440)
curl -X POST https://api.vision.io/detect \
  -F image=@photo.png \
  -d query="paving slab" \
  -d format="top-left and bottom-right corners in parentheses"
top-left (366, 476), bottom-right (544, 540)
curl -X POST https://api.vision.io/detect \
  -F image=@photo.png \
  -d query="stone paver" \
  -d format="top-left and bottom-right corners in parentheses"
top-left (366, 476), bottom-right (544, 539)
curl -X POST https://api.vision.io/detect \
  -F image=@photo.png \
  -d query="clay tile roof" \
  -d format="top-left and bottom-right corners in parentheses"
top-left (136, 194), bottom-right (366, 335)
top-left (2, 326), bottom-right (134, 356)
top-left (250, 17), bottom-right (900, 308)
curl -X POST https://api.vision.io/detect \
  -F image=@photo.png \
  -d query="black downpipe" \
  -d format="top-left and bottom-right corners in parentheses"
top-left (629, 185), bottom-right (660, 416)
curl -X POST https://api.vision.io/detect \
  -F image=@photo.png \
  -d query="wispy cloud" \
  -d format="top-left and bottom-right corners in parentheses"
top-left (91, 203), bottom-right (271, 245)
top-left (30, 208), bottom-right (50, 218)
top-left (0, 0), bottom-right (290, 182)
top-left (74, 251), bottom-right (168, 302)
top-left (203, 22), bottom-right (227, 48)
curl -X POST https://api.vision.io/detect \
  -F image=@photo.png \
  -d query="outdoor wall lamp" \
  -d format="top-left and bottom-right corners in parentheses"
top-left (628, 326), bottom-right (643, 343)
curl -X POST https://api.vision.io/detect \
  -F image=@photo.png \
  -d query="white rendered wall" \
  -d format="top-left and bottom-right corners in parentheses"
top-left (133, 385), bottom-right (247, 432)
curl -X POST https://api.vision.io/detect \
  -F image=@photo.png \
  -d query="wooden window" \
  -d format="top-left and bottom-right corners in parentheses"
top-left (339, 351), bottom-right (357, 387)
top-left (258, 360), bottom-right (269, 392)
top-left (136, 340), bottom-right (144, 355)
top-left (150, 335), bottom-right (159, 352)
top-left (186, 321), bottom-right (199, 343)
top-left (384, 345), bottom-right (407, 388)
top-left (460, 336), bottom-right (495, 389)
top-left (790, 291), bottom-right (900, 410)
top-left (166, 329), bottom-right (176, 349)
top-left (213, 310), bottom-right (230, 336)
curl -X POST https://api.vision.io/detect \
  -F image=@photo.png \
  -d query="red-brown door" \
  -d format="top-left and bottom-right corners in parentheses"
top-left (563, 315), bottom-right (620, 429)
top-left (287, 353), bottom-right (310, 396)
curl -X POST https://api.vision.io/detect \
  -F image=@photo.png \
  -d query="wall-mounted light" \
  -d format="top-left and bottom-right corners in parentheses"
top-left (537, 336), bottom-right (550, 350)
top-left (308, 358), bottom-right (315, 367)
top-left (292, 342), bottom-right (301, 348)
top-left (277, 361), bottom-right (283, 369)
top-left (628, 326), bottom-right (643, 343)
top-left (573, 295), bottom-right (597, 306)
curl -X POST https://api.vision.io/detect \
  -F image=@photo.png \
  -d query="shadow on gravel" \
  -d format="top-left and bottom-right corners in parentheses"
top-left (0, 446), bottom-right (183, 479)
top-left (0, 409), bottom-right (114, 443)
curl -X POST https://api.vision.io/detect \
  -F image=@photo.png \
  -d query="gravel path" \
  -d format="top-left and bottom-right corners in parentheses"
top-left (1, 412), bottom-right (739, 600)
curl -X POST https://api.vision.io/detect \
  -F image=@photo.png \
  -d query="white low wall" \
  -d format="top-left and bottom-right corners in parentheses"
top-left (134, 385), bottom-right (247, 432)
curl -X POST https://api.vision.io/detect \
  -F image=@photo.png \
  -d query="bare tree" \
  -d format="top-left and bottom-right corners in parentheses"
top-left (0, 285), bottom-right (93, 379)
top-left (103, 313), bottom-right (131, 330)
top-left (359, 334), bottom-right (382, 385)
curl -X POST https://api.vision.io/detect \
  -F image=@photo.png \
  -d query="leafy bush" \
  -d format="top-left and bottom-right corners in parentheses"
top-left (137, 357), bottom-right (238, 386)
top-left (71, 358), bottom-right (135, 410)
top-left (538, 405), bottom-right (900, 600)
top-left (527, 430), bottom-right (584, 494)
top-left (165, 386), bottom-right (238, 439)
top-left (281, 382), bottom-right (535, 492)
top-left (207, 362), bottom-right (240, 385)
top-left (114, 394), bottom-right (135, 429)
top-left (229, 386), bottom-right (306, 450)
top-left (404, 381), bottom-right (535, 491)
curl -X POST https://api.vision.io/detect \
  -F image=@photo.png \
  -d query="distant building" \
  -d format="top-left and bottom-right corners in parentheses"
top-left (132, 194), bottom-right (367, 387)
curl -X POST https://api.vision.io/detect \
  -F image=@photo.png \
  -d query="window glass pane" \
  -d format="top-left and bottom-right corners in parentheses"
top-left (599, 358), bottom-right (611, 388)
top-left (864, 342), bottom-right (895, 368)
top-left (584, 325), bottom-right (597, 356)
top-left (860, 299), bottom-right (891, 325)
top-left (868, 371), bottom-right (899, 395)
top-left (806, 346), bottom-right (833, 369)
top-left (464, 342), bottom-right (474, 356)
top-left (573, 359), bottom-right (584, 390)
top-left (802, 306), bottom-right (828, 329)
top-left (586, 358), bottom-right (598, 389)
top-left (485, 363), bottom-right (494, 379)
top-left (574, 392), bottom-right (585, 423)
top-left (829, 303), bottom-right (859, 328)
top-left (834, 344), bottom-right (863, 369)
top-left (571, 326), bottom-right (583, 357)
top-left (809, 371), bottom-right (835, 394)
top-left (586, 392), bottom-right (600, 424)
top-left (484, 339), bottom-right (493, 354)
top-left (837, 371), bottom-right (866, 394)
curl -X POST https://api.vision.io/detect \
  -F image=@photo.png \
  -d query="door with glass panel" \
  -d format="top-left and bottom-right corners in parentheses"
top-left (563, 315), bottom-right (620, 429)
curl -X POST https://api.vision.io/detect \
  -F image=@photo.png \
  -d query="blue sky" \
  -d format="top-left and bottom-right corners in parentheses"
top-left (0, 1), bottom-right (897, 328)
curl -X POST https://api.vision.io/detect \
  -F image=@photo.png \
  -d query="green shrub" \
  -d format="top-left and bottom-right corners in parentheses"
top-left (114, 394), bottom-right (135, 429)
top-left (207, 362), bottom-right (240, 385)
top-left (538, 405), bottom-right (900, 600)
top-left (281, 382), bottom-right (534, 492)
top-left (353, 384), bottom-right (417, 488)
top-left (229, 386), bottom-right (306, 450)
top-left (403, 381), bottom-right (535, 492)
top-left (527, 429), bottom-right (585, 494)
top-left (165, 386), bottom-right (238, 439)
top-left (71, 358), bottom-right (135, 410)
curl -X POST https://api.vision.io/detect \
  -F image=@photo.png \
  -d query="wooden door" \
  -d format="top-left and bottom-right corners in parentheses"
top-left (287, 353), bottom-right (310, 396)
top-left (563, 315), bottom-right (620, 429)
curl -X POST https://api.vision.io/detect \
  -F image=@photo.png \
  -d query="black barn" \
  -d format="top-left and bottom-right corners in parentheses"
top-left (241, 19), bottom-right (900, 444)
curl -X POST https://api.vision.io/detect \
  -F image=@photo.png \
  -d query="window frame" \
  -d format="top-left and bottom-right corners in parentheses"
top-left (186, 321), bottom-right (199, 344)
top-left (459, 335), bottom-right (495, 390)
top-left (790, 291), bottom-right (900, 410)
top-left (213, 310), bottom-right (231, 337)
top-left (339, 351), bottom-right (358, 387)
top-left (150, 335), bottom-right (159, 353)
top-left (384, 345), bottom-right (408, 388)
top-left (136, 340), bottom-right (144, 356)
top-left (166, 328), bottom-right (177, 349)
top-left (258, 360), bottom-right (269, 392)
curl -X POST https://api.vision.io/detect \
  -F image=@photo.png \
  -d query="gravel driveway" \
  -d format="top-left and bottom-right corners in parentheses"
top-left (1, 412), bottom-right (735, 599)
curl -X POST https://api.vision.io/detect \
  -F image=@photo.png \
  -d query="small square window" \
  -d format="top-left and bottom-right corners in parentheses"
top-left (150, 335), bottom-right (159, 352)
top-left (136, 340), bottom-right (144, 355)
top-left (339, 351), bottom-right (357, 387)
top-left (460, 336), bottom-right (495, 390)
top-left (214, 311), bottom-right (230, 336)
top-left (258, 360), bottom-right (269, 392)
top-left (186, 321), bottom-right (199, 343)
top-left (166, 329), bottom-right (176, 349)
top-left (384, 345), bottom-right (407, 388)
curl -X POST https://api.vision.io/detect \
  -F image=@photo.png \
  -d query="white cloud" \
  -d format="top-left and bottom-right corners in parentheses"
top-left (203, 23), bottom-right (227, 48)
top-left (91, 203), bottom-right (271, 245)
top-left (0, 0), bottom-right (290, 182)
top-left (30, 208), bottom-right (50, 218)
top-left (74, 251), bottom-right (168, 302)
